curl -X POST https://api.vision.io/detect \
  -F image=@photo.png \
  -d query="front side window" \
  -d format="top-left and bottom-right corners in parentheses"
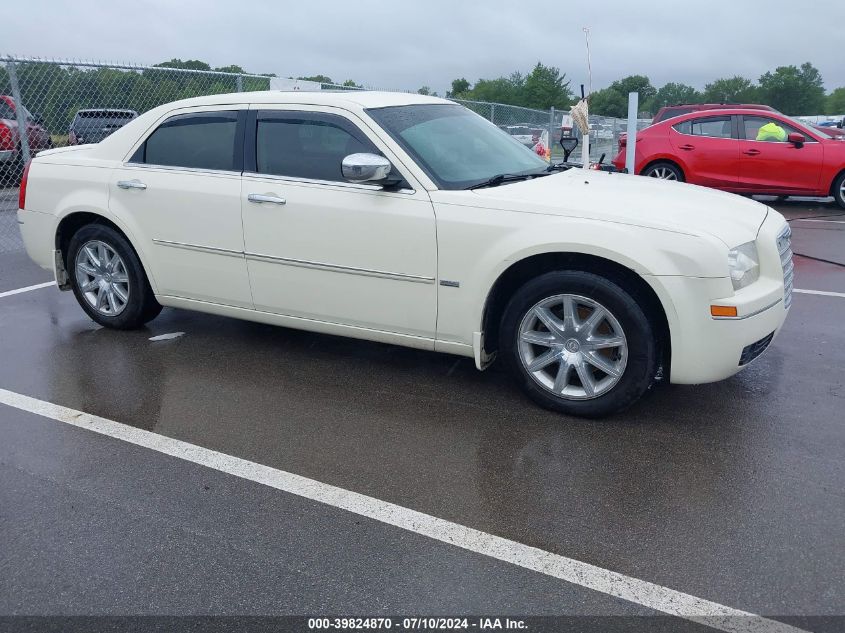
top-left (367, 104), bottom-right (548, 190)
top-left (743, 116), bottom-right (816, 143)
top-left (135, 111), bottom-right (239, 171)
top-left (255, 112), bottom-right (376, 182)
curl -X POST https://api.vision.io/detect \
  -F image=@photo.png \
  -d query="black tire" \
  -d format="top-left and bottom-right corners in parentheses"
top-left (67, 223), bottom-right (161, 329)
top-left (833, 172), bottom-right (845, 210)
top-left (641, 161), bottom-right (684, 182)
top-left (499, 271), bottom-right (659, 418)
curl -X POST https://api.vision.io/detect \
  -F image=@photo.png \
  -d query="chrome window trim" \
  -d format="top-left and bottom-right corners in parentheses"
top-left (244, 251), bottom-right (435, 284)
top-left (242, 170), bottom-right (415, 195)
top-left (152, 239), bottom-right (244, 258)
top-left (122, 162), bottom-right (242, 178)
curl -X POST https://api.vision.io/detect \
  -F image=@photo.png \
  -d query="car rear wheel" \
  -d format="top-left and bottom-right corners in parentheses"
top-left (68, 224), bottom-right (161, 329)
top-left (833, 172), bottom-right (845, 209)
top-left (499, 271), bottom-right (659, 418)
top-left (642, 162), bottom-right (684, 182)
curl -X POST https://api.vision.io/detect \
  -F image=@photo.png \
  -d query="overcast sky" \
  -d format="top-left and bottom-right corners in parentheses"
top-left (5, 0), bottom-right (843, 95)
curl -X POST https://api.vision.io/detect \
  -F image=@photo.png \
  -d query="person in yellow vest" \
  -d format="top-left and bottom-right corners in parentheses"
top-left (756, 121), bottom-right (787, 142)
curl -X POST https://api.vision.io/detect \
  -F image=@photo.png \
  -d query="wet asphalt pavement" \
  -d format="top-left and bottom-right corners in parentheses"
top-left (0, 193), bottom-right (843, 632)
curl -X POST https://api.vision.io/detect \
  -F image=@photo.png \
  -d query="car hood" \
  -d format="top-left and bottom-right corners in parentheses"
top-left (469, 169), bottom-right (768, 246)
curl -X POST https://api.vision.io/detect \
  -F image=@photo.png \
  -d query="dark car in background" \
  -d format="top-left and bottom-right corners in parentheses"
top-left (68, 109), bottom-right (138, 145)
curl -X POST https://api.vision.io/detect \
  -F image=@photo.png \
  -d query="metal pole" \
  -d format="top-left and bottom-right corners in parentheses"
top-left (236, 75), bottom-right (243, 92)
top-left (549, 106), bottom-right (555, 162)
top-left (7, 62), bottom-right (32, 165)
top-left (625, 92), bottom-right (639, 175)
top-left (490, 103), bottom-right (496, 124)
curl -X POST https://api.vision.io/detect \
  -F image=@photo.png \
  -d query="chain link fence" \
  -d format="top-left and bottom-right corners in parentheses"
top-left (0, 55), bottom-right (643, 254)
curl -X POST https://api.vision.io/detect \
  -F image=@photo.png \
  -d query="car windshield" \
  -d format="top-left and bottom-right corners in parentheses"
top-left (366, 104), bottom-right (549, 190)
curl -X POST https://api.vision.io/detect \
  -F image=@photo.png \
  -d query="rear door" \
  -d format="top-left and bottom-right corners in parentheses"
top-left (109, 106), bottom-right (253, 308)
top-left (669, 115), bottom-right (740, 189)
top-left (737, 115), bottom-right (824, 194)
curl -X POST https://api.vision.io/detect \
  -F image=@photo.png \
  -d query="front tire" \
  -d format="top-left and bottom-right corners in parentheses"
top-left (499, 271), bottom-right (659, 418)
top-left (833, 172), bottom-right (845, 209)
top-left (67, 224), bottom-right (161, 329)
top-left (642, 161), bottom-right (684, 182)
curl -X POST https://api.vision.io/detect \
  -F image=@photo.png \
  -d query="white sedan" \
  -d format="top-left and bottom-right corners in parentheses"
top-left (17, 91), bottom-right (792, 417)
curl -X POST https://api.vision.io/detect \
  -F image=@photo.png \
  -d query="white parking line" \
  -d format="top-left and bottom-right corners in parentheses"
top-left (0, 281), bottom-right (55, 299)
top-left (791, 218), bottom-right (845, 224)
top-left (0, 387), bottom-right (808, 633)
top-left (794, 288), bottom-right (845, 299)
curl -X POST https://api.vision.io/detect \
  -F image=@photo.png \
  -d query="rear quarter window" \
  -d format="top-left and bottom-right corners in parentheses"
top-left (133, 111), bottom-right (239, 171)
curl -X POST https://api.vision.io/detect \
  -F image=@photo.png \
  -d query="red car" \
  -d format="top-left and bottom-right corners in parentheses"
top-left (0, 95), bottom-right (52, 177)
top-left (652, 103), bottom-right (845, 138)
top-left (612, 108), bottom-right (845, 208)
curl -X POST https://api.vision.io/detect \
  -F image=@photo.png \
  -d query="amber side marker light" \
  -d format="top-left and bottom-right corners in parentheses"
top-left (710, 305), bottom-right (738, 318)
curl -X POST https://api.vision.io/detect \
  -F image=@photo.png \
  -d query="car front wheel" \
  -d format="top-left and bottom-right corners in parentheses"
top-left (499, 271), bottom-right (659, 418)
top-left (67, 224), bottom-right (162, 329)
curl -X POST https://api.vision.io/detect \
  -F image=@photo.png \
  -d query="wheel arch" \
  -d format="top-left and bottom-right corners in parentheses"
top-left (640, 157), bottom-right (685, 179)
top-left (480, 251), bottom-right (671, 376)
top-left (829, 168), bottom-right (845, 198)
top-left (55, 211), bottom-right (159, 293)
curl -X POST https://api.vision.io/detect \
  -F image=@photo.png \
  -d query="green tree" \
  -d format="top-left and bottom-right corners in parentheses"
top-left (298, 74), bottom-right (334, 85)
top-left (826, 88), bottom-right (845, 115)
top-left (448, 77), bottom-right (471, 98)
top-left (758, 63), bottom-right (826, 114)
top-left (155, 59), bottom-right (212, 71)
top-left (464, 72), bottom-right (525, 106)
top-left (588, 87), bottom-right (628, 117)
top-left (702, 76), bottom-right (759, 104)
top-left (214, 65), bottom-right (245, 74)
top-left (647, 82), bottom-right (702, 113)
top-left (609, 75), bottom-right (656, 102)
top-left (522, 62), bottom-right (572, 110)
top-left (417, 86), bottom-right (431, 95)
top-left (342, 79), bottom-right (361, 88)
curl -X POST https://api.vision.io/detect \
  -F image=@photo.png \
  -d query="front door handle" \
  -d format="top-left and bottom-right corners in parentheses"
top-left (117, 179), bottom-right (147, 190)
top-left (743, 149), bottom-right (761, 156)
top-left (248, 193), bottom-right (286, 205)
top-left (679, 144), bottom-right (695, 151)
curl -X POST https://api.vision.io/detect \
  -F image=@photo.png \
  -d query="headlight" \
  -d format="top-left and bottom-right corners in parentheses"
top-left (728, 241), bottom-right (760, 290)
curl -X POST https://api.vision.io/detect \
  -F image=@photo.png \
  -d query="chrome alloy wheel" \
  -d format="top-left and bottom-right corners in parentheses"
top-left (75, 240), bottom-right (130, 316)
top-left (517, 294), bottom-right (628, 400)
top-left (648, 166), bottom-right (677, 180)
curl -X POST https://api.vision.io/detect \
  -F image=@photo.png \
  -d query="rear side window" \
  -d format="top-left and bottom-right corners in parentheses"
top-left (675, 116), bottom-right (733, 139)
top-left (134, 111), bottom-right (239, 171)
top-left (255, 111), bottom-right (377, 182)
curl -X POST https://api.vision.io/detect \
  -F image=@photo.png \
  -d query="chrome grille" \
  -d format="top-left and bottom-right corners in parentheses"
top-left (777, 225), bottom-right (793, 309)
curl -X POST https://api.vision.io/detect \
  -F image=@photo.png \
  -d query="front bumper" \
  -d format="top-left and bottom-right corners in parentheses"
top-left (655, 211), bottom-right (791, 385)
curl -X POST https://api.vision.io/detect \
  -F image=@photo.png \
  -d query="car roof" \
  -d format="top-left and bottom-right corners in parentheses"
top-left (149, 90), bottom-right (452, 110)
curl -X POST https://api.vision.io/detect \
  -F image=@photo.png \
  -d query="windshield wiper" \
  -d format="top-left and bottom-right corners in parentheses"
top-left (468, 171), bottom-right (549, 190)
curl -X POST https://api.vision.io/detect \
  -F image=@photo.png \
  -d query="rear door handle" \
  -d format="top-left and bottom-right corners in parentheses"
top-left (117, 179), bottom-right (147, 190)
top-left (679, 144), bottom-right (695, 151)
top-left (743, 149), bottom-right (761, 156)
top-left (248, 193), bottom-right (286, 205)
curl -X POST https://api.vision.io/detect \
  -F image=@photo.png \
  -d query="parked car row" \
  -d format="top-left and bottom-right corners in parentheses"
top-left (1, 99), bottom-right (138, 181)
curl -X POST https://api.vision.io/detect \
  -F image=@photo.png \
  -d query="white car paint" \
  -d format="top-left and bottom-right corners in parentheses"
top-left (18, 91), bottom-right (790, 388)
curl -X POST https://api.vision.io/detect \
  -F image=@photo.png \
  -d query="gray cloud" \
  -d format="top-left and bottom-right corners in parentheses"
top-left (5, 0), bottom-right (842, 94)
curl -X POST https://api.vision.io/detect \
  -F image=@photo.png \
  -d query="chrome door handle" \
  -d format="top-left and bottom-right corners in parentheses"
top-left (248, 193), bottom-right (286, 205)
top-left (117, 179), bottom-right (147, 190)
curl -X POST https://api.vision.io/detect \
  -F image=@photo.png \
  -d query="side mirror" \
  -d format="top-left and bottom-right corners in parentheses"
top-left (787, 133), bottom-right (805, 146)
top-left (559, 136), bottom-right (579, 161)
top-left (342, 153), bottom-right (393, 184)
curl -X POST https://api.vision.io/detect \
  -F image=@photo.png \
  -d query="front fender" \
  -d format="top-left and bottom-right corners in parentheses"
top-left (433, 204), bottom-right (726, 348)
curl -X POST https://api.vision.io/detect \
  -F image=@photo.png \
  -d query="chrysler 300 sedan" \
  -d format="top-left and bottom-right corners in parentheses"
top-left (17, 91), bottom-right (793, 417)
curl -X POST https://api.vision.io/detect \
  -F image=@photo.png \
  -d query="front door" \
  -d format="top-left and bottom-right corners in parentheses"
top-left (109, 108), bottom-right (253, 308)
top-left (738, 115), bottom-right (824, 194)
top-left (240, 107), bottom-right (437, 339)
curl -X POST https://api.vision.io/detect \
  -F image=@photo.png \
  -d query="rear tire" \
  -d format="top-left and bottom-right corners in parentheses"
top-left (67, 224), bottom-right (161, 329)
top-left (499, 271), bottom-right (659, 418)
top-left (642, 161), bottom-right (684, 182)
top-left (833, 172), bottom-right (845, 209)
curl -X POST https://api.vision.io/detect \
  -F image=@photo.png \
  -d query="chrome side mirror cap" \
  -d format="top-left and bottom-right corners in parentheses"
top-left (342, 153), bottom-right (392, 183)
